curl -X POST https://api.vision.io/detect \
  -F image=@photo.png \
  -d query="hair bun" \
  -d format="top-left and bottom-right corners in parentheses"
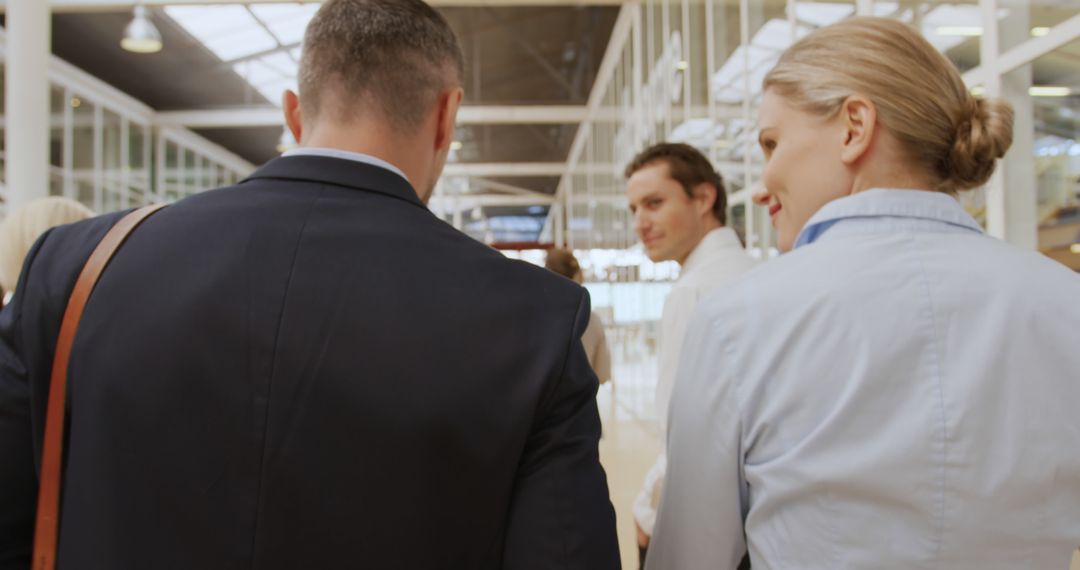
top-left (944, 96), bottom-right (1014, 192)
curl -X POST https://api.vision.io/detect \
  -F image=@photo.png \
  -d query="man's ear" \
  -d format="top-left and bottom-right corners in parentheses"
top-left (283, 89), bottom-right (303, 144)
top-left (435, 87), bottom-right (465, 151)
top-left (839, 95), bottom-right (876, 166)
top-left (692, 182), bottom-right (718, 218)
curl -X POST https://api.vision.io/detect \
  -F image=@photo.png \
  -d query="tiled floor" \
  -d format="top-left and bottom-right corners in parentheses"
top-left (597, 383), bottom-right (659, 567)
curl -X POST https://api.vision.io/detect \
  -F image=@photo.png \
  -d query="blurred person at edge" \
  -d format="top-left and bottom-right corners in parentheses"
top-left (545, 248), bottom-right (612, 386)
top-left (624, 142), bottom-right (759, 569)
top-left (0, 0), bottom-right (619, 568)
top-left (0, 197), bottom-right (93, 308)
top-left (647, 16), bottom-right (1080, 570)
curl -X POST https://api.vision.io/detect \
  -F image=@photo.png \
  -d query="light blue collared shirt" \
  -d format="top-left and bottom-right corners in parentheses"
top-left (649, 189), bottom-right (1080, 569)
top-left (283, 147), bottom-right (409, 184)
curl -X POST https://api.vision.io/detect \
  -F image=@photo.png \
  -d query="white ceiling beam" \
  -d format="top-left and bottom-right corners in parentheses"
top-left (457, 105), bottom-right (590, 125)
top-left (36, 0), bottom-right (627, 12)
top-left (428, 193), bottom-right (555, 209)
top-left (156, 107), bottom-right (285, 129)
top-left (443, 163), bottom-right (566, 178)
top-left (443, 162), bottom-right (617, 177)
top-left (155, 105), bottom-right (594, 128)
top-left (469, 177), bottom-right (552, 198)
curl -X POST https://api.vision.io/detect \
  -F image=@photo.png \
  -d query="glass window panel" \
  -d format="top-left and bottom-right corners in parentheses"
top-left (1027, 38), bottom-right (1080, 270)
top-left (917, 2), bottom-right (982, 72)
top-left (233, 60), bottom-right (287, 87)
top-left (49, 86), bottom-right (65, 170)
top-left (249, 4), bottom-right (319, 45)
top-left (206, 28), bottom-right (279, 61)
top-left (48, 85), bottom-right (65, 198)
top-left (998, 0), bottom-right (1080, 54)
top-left (102, 110), bottom-right (124, 212)
top-left (70, 95), bottom-right (95, 208)
top-left (253, 81), bottom-right (295, 105)
top-left (165, 6), bottom-right (260, 40)
top-left (182, 149), bottom-right (197, 197)
top-left (128, 124), bottom-right (150, 207)
top-left (163, 140), bottom-right (180, 203)
top-left (258, 52), bottom-right (297, 76)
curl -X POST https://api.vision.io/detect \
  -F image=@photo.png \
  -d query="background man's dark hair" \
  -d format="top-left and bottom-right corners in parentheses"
top-left (299, 0), bottom-right (465, 131)
top-left (624, 143), bottom-right (728, 225)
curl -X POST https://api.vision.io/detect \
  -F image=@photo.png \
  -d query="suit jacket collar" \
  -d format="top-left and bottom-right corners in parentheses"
top-left (242, 155), bottom-right (425, 209)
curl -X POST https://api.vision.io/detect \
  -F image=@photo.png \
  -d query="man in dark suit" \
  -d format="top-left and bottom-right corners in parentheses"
top-left (0, 1), bottom-right (619, 568)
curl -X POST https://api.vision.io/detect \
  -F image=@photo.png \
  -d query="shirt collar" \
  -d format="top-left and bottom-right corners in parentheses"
top-left (794, 188), bottom-right (984, 249)
top-left (682, 227), bottom-right (744, 275)
top-left (283, 147), bottom-right (409, 184)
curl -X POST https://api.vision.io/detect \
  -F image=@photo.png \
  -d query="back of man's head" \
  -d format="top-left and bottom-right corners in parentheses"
top-left (298, 0), bottom-right (464, 132)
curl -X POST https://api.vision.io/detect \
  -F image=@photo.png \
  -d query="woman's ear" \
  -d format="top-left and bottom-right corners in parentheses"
top-left (839, 95), bottom-right (877, 165)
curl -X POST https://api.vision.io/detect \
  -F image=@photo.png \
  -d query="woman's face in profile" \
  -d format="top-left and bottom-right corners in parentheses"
top-left (757, 89), bottom-right (854, 251)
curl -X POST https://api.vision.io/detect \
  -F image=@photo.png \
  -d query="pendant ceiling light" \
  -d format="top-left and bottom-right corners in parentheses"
top-left (121, 5), bottom-right (163, 54)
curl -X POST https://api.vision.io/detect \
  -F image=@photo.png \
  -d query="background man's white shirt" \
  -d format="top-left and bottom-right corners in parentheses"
top-left (634, 227), bottom-right (759, 535)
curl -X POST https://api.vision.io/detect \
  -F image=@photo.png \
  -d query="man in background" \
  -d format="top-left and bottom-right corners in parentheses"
top-left (625, 143), bottom-right (758, 568)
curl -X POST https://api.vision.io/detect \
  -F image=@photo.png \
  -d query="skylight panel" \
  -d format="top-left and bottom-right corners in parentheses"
top-left (259, 52), bottom-right (298, 76)
top-left (254, 80), bottom-right (297, 104)
top-left (711, 44), bottom-right (773, 96)
top-left (204, 27), bottom-right (279, 61)
top-left (165, 5), bottom-right (254, 40)
top-left (873, 2), bottom-right (901, 17)
top-left (794, 3), bottom-right (854, 27)
top-left (165, 5), bottom-right (277, 61)
top-left (249, 4), bottom-right (319, 45)
top-left (752, 19), bottom-right (798, 51)
top-left (233, 60), bottom-right (288, 87)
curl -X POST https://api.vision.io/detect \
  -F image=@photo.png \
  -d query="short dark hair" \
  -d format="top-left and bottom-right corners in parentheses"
top-left (545, 248), bottom-right (581, 280)
top-left (298, 0), bottom-right (465, 131)
top-left (624, 143), bottom-right (727, 225)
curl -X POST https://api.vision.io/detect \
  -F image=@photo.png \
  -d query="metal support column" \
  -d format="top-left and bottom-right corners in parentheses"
top-left (4, 0), bottom-right (51, 210)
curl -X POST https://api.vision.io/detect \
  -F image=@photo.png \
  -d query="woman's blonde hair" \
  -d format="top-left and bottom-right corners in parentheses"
top-left (0, 197), bottom-right (94, 293)
top-left (763, 17), bottom-right (1013, 193)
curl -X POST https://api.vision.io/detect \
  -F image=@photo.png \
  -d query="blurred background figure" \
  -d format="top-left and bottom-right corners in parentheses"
top-left (546, 248), bottom-right (612, 387)
top-left (0, 197), bottom-right (94, 306)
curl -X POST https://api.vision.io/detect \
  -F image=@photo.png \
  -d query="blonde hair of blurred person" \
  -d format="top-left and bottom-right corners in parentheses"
top-left (755, 16), bottom-right (1011, 251)
top-left (0, 197), bottom-right (93, 303)
top-left (545, 248), bottom-right (611, 385)
top-left (647, 17), bottom-right (1080, 570)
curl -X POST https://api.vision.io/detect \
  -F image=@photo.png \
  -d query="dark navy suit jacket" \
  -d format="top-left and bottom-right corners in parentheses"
top-left (0, 155), bottom-right (619, 569)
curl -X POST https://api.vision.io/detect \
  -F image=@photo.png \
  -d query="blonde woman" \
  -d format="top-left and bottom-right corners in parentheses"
top-left (648, 17), bottom-right (1080, 569)
top-left (0, 197), bottom-right (93, 305)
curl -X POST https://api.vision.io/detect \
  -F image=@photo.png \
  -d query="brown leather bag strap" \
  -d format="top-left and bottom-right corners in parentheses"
top-left (32, 203), bottom-right (167, 570)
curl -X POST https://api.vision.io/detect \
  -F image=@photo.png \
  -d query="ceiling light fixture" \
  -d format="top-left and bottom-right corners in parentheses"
top-left (676, 60), bottom-right (690, 71)
top-left (450, 141), bottom-right (463, 151)
top-left (1031, 27), bottom-right (1050, 37)
top-left (121, 5), bottom-right (163, 54)
top-left (1071, 243), bottom-right (1080, 254)
top-left (1029, 86), bottom-right (1071, 97)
